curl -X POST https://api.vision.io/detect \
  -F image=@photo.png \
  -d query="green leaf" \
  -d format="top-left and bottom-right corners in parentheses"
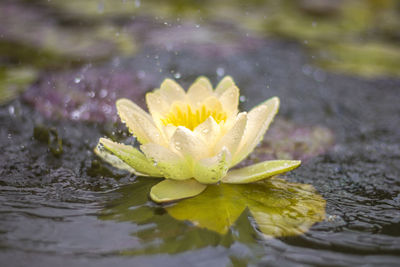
top-left (222, 160), bottom-right (301, 184)
top-left (150, 179), bottom-right (207, 203)
top-left (167, 178), bottom-right (325, 236)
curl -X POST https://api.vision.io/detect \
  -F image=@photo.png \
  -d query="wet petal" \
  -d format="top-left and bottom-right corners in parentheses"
top-left (194, 76), bottom-right (213, 91)
top-left (187, 83), bottom-right (213, 105)
top-left (232, 97), bottom-right (280, 166)
top-left (150, 179), bottom-right (207, 203)
top-left (215, 76), bottom-right (236, 95)
top-left (193, 116), bottom-right (221, 146)
top-left (214, 112), bottom-right (247, 156)
top-left (158, 78), bottom-right (186, 104)
top-left (116, 99), bottom-right (166, 145)
top-left (146, 91), bottom-right (171, 128)
top-left (94, 142), bottom-right (141, 175)
top-left (163, 124), bottom-right (177, 140)
top-left (170, 126), bottom-right (208, 159)
top-left (222, 160), bottom-right (301, 184)
top-left (193, 147), bottom-right (231, 184)
top-left (218, 85), bottom-right (239, 117)
top-left (95, 138), bottom-right (162, 177)
top-left (141, 143), bottom-right (192, 180)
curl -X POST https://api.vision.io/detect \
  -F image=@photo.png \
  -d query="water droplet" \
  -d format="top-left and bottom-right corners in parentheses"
top-left (74, 75), bottom-right (83, 83)
top-left (97, 1), bottom-right (104, 13)
top-left (195, 24), bottom-right (200, 28)
top-left (99, 89), bottom-right (108, 98)
top-left (135, 0), bottom-right (141, 7)
top-left (216, 67), bottom-right (225, 77)
top-left (71, 110), bottom-right (80, 120)
top-left (87, 91), bottom-right (95, 98)
top-left (239, 96), bottom-right (246, 103)
top-left (174, 72), bottom-right (181, 79)
top-left (8, 105), bottom-right (15, 115)
top-left (174, 141), bottom-right (181, 150)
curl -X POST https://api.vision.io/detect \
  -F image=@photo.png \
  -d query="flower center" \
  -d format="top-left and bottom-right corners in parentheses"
top-left (161, 103), bottom-right (227, 130)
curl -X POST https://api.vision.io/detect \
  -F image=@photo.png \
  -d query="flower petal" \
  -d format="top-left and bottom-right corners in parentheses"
top-left (116, 99), bottom-right (166, 145)
top-left (95, 138), bottom-right (162, 177)
top-left (170, 126), bottom-right (208, 159)
top-left (163, 124), bottom-right (177, 140)
top-left (158, 78), bottom-right (186, 104)
top-left (150, 179), bottom-right (207, 203)
top-left (232, 97), bottom-right (280, 166)
top-left (193, 76), bottom-right (213, 91)
top-left (214, 112), bottom-right (247, 156)
top-left (187, 83), bottom-right (213, 104)
top-left (193, 116), bottom-right (221, 146)
top-left (193, 147), bottom-right (231, 184)
top-left (141, 143), bottom-right (192, 180)
top-left (215, 76), bottom-right (235, 95)
top-left (146, 91), bottom-right (171, 128)
top-left (222, 160), bottom-right (301, 184)
top-left (218, 85), bottom-right (239, 117)
top-left (94, 142), bottom-right (141, 175)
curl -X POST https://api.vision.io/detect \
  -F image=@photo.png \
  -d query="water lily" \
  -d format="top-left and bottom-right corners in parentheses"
top-left (95, 76), bottom-right (301, 203)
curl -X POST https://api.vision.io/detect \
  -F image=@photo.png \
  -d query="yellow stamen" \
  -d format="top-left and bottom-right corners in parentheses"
top-left (161, 103), bottom-right (227, 130)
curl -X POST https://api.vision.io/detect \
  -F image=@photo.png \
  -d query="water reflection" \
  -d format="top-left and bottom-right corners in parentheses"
top-left (99, 177), bottom-right (325, 255)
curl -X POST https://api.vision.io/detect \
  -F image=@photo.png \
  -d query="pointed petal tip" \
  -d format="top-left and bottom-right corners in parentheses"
top-left (265, 96), bottom-right (280, 107)
top-left (222, 159), bottom-right (302, 184)
top-left (115, 98), bottom-right (132, 108)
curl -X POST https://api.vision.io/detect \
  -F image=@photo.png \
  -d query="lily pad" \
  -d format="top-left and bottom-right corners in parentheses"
top-left (167, 178), bottom-right (326, 236)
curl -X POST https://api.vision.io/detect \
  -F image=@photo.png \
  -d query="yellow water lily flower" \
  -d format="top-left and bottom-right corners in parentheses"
top-left (95, 76), bottom-right (301, 203)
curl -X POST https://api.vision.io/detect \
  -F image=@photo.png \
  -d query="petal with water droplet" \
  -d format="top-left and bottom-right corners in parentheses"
top-left (222, 160), bottom-right (301, 184)
top-left (214, 112), bottom-right (247, 156)
top-left (193, 147), bottom-right (231, 184)
top-left (193, 116), bottom-right (221, 145)
top-left (218, 85), bottom-right (239, 118)
top-left (158, 78), bottom-right (186, 104)
top-left (187, 77), bottom-right (213, 104)
top-left (170, 126), bottom-right (208, 159)
top-left (116, 98), bottom-right (166, 146)
top-left (232, 97), bottom-right (280, 166)
top-left (141, 143), bottom-right (192, 180)
top-left (95, 138), bottom-right (162, 177)
top-left (215, 76), bottom-right (236, 95)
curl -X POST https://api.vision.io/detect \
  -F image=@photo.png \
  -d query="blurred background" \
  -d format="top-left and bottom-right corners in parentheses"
top-left (2, 0), bottom-right (400, 109)
top-left (1, 1), bottom-right (400, 266)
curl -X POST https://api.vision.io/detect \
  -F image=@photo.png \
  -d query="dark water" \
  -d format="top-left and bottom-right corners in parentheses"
top-left (1, 1), bottom-right (400, 266)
